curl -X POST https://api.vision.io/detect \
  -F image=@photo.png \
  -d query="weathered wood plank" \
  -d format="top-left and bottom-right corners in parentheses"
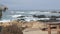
top-left (48, 24), bottom-right (51, 34)
top-left (57, 25), bottom-right (60, 34)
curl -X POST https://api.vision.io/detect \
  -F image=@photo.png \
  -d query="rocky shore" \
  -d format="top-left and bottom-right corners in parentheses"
top-left (0, 20), bottom-right (57, 34)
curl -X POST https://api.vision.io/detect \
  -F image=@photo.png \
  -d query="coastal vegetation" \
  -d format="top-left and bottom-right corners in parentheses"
top-left (0, 19), bottom-right (58, 34)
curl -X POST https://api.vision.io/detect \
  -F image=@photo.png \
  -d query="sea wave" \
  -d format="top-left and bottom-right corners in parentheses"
top-left (1, 10), bottom-right (60, 22)
top-left (0, 20), bottom-right (10, 22)
top-left (16, 12), bottom-right (25, 13)
top-left (11, 15), bottom-right (22, 18)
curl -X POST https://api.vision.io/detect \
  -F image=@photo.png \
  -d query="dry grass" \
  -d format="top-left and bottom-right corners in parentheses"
top-left (0, 20), bottom-right (58, 34)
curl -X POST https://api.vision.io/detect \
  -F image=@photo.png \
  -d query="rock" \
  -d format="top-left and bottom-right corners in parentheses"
top-left (0, 5), bottom-right (8, 11)
top-left (33, 15), bottom-right (46, 18)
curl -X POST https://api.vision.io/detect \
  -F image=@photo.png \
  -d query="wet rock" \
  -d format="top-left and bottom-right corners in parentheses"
top-left (33, 15), bottom-right (46, 18)
top-left (17, 16), bottom-right (25, 18)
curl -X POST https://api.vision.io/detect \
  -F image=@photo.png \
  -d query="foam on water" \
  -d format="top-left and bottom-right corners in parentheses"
top-left (16, 12), bottom-right (25, 13)
top-left (0, 20), bottom-right (10, 22)
top-left (11, 15), bottom-right (22, 18)
top-left (1, 10), bottom-right (60, 22)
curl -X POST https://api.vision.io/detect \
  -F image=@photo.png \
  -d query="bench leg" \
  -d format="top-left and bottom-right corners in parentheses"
top-left (57, 25), bottom-right (60, 34)
top-left (48, 24), bottom-right (51, 34)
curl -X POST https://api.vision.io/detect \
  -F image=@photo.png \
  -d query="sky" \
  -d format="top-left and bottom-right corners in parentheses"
top-left (0, 0), bottom-right (60, 10)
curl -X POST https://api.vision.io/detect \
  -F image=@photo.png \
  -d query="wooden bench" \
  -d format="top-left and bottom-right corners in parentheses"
top-left (47, 22), bottom-right (60, 34)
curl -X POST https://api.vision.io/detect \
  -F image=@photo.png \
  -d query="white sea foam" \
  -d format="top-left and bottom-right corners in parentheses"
top-left (25, 17), bottom-right (36, 22)
top-left (0, 20), bottom-right (10, 22)
top-left (16, 12), bottom-right (24, 13)
top-left (1, 10), bottom-right (60, 22)
top-left (25, 17), bottom-right (50, 22)
top-left (29, 12), bottom-right (37, 14)
top-left (11, 15), bottom-right (22, 18)
top-left (22, 16), bottom-right (50, 21)
top-left (28, 11), bottom-right (51, 15)
top-left (39, 18), bottom-right (50, 20)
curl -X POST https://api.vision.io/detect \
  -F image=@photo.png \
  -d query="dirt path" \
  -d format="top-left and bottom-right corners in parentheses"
top-left (23, 28), bottom-right (57, 34)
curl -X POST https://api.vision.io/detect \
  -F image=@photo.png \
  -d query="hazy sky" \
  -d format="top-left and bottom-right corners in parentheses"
top-left (0, 0), bottom-right (60, 10)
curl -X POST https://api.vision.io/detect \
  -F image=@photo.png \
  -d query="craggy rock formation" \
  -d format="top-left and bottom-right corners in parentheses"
top-left (0, 5), bottom-right (8, 11)
top-left (33, 15), bottom-right (46, 18)
top-left (0, 5), bottom-right (8, 19)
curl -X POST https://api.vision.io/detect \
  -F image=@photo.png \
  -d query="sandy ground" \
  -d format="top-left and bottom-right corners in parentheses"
top-left (23, 28), bottom-right (57, 34)
top-left (0, 28), bottom-right (57, 34)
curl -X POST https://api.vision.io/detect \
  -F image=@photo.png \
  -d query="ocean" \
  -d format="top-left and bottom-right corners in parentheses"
top-left (0, 10), bottom-right (60, 22)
